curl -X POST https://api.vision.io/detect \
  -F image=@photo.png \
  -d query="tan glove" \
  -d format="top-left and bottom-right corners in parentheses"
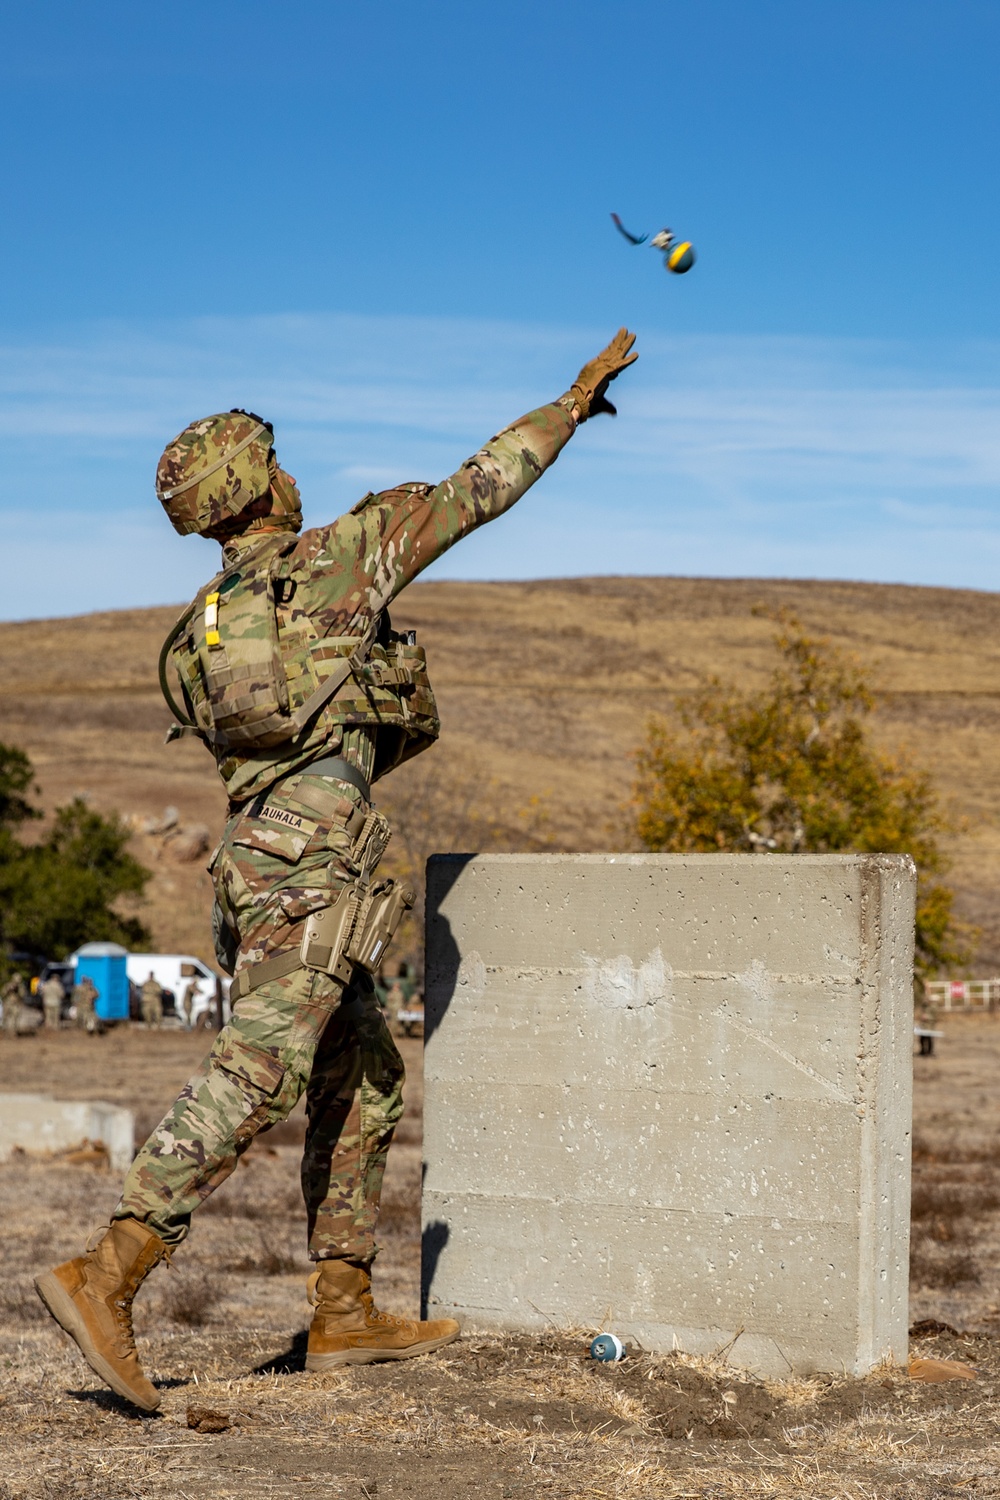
top-left (570, 327), bottom-right (638, 420)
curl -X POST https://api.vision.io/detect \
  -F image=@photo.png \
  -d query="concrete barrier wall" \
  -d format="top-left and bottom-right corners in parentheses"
top-left (422, 853), bottom-right (915, 1377)
top-left (0, 1093), bottom-right (134, 1172)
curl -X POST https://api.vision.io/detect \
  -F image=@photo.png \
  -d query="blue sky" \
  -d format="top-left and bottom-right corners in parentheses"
top-left (1, 1), bottom-right (998, 618)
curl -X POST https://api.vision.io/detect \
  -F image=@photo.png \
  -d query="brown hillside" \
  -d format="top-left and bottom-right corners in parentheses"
top-left (2, 576), bottom-right (998, 972)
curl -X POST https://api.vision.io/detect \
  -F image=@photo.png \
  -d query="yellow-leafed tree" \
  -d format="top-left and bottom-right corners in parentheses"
top-left (632, 610), bottom-right (972, 980)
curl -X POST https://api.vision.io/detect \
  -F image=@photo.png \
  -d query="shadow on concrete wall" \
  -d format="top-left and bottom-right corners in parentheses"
top-left (421, 1215), bottom-right (450, 1319)
top-left (423, 853), bottom-right (475, 1045)
top-left (421, 854), bottom-right (472, 1315)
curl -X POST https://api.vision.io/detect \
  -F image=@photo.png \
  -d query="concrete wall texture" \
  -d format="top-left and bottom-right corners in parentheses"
top-left (422, 853), bottom-right (915, 1378)
top-left (0, 1093), bottom-right (134, 1172)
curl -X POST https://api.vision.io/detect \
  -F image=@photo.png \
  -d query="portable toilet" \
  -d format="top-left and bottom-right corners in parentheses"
top-left (74, 942), bottom-right (130, 1022)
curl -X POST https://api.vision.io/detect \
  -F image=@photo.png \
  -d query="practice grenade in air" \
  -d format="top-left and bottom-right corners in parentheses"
top-left (649, 228), bottom-right (696, 274)
top-left (665, 239), bottom-right (695, 273)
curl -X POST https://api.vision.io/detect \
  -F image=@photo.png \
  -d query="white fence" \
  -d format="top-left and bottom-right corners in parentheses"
top-left (925, 979), bottom-right (1000, 1011)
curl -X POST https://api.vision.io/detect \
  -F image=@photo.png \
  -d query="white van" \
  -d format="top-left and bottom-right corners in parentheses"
top-left (126, 954), bottom-right (230, 1026)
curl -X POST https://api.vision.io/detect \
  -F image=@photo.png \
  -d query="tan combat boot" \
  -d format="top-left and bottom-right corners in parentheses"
top-left (34, 1218), bottom-right (169, 1412)
top-left (305, 1259), bottom-right (460, 1370)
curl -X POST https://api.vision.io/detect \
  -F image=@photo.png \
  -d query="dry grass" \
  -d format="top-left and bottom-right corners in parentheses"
top-left (6, 578), bottom-right (1000, 1492)
top-left (909, 1247), bottom-right (981, 1289)
top-left (4, 576), bottom-right (1000, 971)
top-left (161, 1268), bottom-right (216, 1328)
top-left (2, 1022), bottom-right (1000, 1496)
top-left (1, 1310), bottom-right (997, 1498)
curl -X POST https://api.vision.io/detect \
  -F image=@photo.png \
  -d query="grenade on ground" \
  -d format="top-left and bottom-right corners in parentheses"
top-left (590, 1332), bottom-right (626, 1362)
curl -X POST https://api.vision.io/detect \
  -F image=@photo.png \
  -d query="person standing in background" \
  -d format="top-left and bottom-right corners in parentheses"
top-left (1, 972), bottom-right (27, 1037)
top-left (72, 976), bottom-right (100, 1034)
top-left (140, 973), bottom-right (163, 1029)
top-left (180, 978), bottom-right (200, 1030)
top-left (41, 973), bottom-right (65, 1030)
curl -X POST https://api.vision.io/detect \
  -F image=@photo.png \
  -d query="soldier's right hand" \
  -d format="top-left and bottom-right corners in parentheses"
top-left (570, 327), bottom-right (638, 421)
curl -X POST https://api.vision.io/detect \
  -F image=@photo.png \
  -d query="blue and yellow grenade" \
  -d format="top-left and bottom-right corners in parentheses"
top-left (651, 228), bottom-right (696, 274)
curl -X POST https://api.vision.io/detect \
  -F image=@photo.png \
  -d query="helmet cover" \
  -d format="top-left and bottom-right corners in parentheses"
top-left (156, 410), bottom-right (274, 537)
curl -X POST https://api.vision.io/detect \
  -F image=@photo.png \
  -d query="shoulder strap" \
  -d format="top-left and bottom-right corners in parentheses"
top-left (268, 536), bottom-right (301, 576)
top-left (158, 602), bottom-right (199, 727)
top-left (287, 618), bottom-right (379, 734)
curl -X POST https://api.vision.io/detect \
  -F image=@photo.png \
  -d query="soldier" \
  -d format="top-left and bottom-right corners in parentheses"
top-left (140, 973), bottom-right (163, 1029)
top-left (40, 973), bottom-right (65, 1030)
top-left (180, 977), bottom-right (200, 1030)
top-left (35, 329), bottom-right (638, 1412)
top-left (915, 982), bottom-right (941, 1057)
top-left (72, 976), bottom-right (100, 1034)
top-left (1, 972), bottom-right (27, 1037)
top-left (382, 960), bottom-right (415, 1029)
top-left (382, 967), bottom-right (406, 1017)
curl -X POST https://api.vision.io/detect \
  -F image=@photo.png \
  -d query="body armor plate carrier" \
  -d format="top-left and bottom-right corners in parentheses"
top-left (158, 538), bottom-right (439, 779)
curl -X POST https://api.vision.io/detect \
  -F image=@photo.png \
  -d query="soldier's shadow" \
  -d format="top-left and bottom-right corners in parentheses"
top-left (252, 1329), bottom-right (309, 1375)
top-left (423, 853), bottom-right (474, 1044)
top-left (68, 1380), bottom-right (188, 1419)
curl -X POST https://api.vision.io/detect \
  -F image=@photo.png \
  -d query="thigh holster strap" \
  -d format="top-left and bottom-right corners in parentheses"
top-left (230, 947), bottom-right (302, 1004)
top-left (229, 878), bottom-right (415, 1004)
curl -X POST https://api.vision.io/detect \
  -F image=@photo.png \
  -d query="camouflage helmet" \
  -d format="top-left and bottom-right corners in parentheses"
top-left (156, 410), bottom-right (274, 537)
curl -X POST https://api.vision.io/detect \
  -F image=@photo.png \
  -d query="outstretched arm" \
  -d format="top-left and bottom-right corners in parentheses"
top-left (297, 329), bottom-right (637, 625)
top-left (372, 392), bottom-right (582, 601)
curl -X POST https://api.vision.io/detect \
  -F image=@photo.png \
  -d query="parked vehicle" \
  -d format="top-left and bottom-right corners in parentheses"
top-left (125, 954), bottom-right (229, 1027)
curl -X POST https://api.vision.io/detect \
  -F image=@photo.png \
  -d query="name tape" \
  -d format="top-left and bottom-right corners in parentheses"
top-left (258, 804), bottom-right (312, 833)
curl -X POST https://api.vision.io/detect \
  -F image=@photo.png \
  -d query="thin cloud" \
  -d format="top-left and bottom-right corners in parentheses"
top-left (0, 313), bottom-right (998, 618)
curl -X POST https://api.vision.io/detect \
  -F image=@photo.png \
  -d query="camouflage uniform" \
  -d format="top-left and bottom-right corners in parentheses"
top-left (122, 775), bottom-right (406, 1258)
top-left (41, 976), bottom-right (65, 1030)
top-left (72, 977), bottom-right (99, 1033)
top-left (115, 395), bottom-right (584, 1260)
top-left (140, 977), bottom-right (163, 1028)
top-left (181, 979), bottom-right (200, 1029)
top-left (32, 337), bottom-right (636, 1416)
top-left (915, 984), bottom-right (940, 1056)
top-left (1, 973), bottom-right (26, 1037)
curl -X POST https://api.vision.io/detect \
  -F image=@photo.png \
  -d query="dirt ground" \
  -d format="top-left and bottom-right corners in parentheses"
top-left (3, 1017), bottom-right (1000, 1498)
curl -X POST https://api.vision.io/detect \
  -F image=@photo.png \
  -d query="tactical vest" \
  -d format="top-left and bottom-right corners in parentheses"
top-left (159, 537), bottom-right (439, 796)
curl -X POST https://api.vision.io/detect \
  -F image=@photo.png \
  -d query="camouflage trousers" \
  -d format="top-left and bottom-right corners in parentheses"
top-left (140, 995), bottom-right (163, 1028)
top-left (114, 767), bottom-right (405, 1263)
